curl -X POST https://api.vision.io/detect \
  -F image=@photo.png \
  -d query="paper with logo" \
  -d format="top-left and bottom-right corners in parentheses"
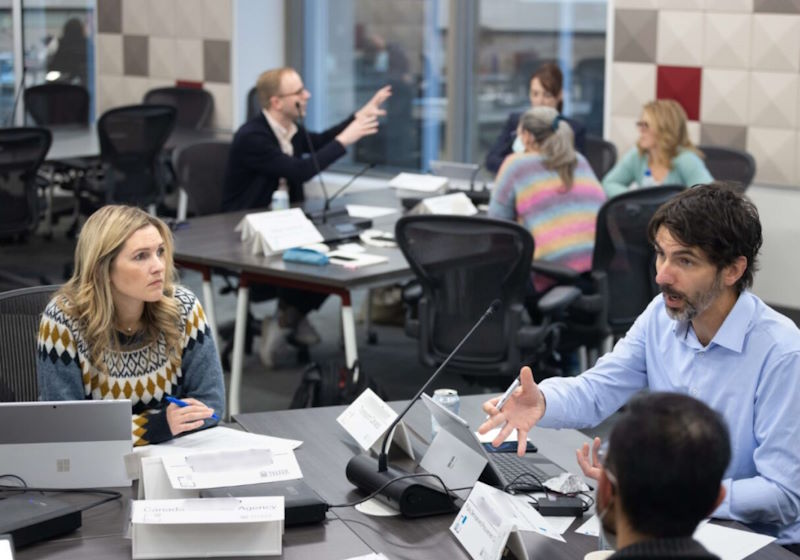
top-left (161, 447), bottom-right (302, 489)
top-left (336, 388), bottom-right (414, 459)
top-left (450, 481), bottom-right (565, 560)
top-left (132, 496), bottom-right (284, 524)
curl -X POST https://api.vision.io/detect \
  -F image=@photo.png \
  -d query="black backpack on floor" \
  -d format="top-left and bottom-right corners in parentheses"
top-left (289, 360), bottom-right (387, 408)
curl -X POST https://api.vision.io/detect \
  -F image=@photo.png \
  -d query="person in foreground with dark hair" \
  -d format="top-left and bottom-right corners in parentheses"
top-left (481, 183), bottom-right (800, 549)
top-left (596, 393), bottom-right (730, 559)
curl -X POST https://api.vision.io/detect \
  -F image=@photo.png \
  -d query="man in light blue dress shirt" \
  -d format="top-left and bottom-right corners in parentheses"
top-left (481, 184), bottom-right (800, 547)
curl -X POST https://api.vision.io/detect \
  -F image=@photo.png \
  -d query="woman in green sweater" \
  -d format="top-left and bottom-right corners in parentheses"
top-left (602, 99), bottom-right (712, 198)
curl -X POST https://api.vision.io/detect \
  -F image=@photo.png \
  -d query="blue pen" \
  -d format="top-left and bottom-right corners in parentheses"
top-left (165, 395), bottom-right (220, 421)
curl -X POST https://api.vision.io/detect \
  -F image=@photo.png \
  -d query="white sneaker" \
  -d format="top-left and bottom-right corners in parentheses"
top-left (293, 315), bottom-right (321, 346)
top-left (258, 316), bottom-right (291, 368)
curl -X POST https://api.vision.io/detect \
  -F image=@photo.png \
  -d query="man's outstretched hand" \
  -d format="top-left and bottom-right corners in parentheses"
top-left (356, 85), bottom-right (392, 120)
top-left (478, 366), bottom-right (546, 456)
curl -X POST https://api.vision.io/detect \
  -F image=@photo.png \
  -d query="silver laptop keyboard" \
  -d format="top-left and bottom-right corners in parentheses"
top-left (490, 453), bottom-right (549, 490)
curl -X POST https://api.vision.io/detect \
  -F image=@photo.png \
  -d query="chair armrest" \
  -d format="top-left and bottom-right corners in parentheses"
top-left (401, 280), bottom-right (423, 305)
top-left (531, 260), bottom-right (580, 283)
top-left (537, 285), bottom-right (581, 314)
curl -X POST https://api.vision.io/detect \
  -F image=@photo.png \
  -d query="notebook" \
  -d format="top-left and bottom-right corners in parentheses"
top-left (421, 393), bottom-right (564, 492)
top-left (0, 400), bottom-right (132, 488)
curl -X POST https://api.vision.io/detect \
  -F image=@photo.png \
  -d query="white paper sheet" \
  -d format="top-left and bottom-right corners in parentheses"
top-left (126, 426), bottom-right (302, 479)
top-left (161, 448), bottom-right (303, 489)
top-left (236, 208), bottom-right (323, 255)
top-left (345, 204), bottom-right (398, 219)
top-left (575, 514), bottom-right (600, 537)
top-left (131, 496), bottom-right (284, 524)
top-left (694, 521), bottom-right (775, 560)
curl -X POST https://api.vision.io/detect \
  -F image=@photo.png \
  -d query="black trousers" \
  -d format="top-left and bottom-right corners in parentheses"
top-left (783, 543), bottom-right (800, 556)
top-left (249, 285), bottom-right (328, 315)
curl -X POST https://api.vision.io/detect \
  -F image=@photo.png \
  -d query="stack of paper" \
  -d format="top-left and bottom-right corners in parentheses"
top-left (236, 208), bottom-right (323, 256)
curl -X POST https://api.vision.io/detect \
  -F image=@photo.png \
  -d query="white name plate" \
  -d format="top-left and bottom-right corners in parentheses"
top-left (336, 388), bottom-right (414, 459)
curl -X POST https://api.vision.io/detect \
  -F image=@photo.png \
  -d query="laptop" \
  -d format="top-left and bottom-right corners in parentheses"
top-left (421, 393), bottom-right (565, 492)
top-left (0, 400), bottom-right (132, 488)
top-left (429, 160), bottom-right (491, 205)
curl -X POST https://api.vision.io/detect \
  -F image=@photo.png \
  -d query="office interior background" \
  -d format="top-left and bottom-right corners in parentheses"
top-left (1, 0), bottom-right (799, 319)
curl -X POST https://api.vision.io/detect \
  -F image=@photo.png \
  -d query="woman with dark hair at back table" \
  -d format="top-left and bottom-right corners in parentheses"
top-left (485, 62), bottom-right (587, 174)
top-left (602, 99), bottom-right (712, 198)
top-left (36, 205), bottom-right (224, 446)
top-left (48, 17), bottom-right (88, 85)
top-left (488, 106), bottom-right (606, 304)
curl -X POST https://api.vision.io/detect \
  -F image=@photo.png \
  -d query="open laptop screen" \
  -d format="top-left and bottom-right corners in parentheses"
top-left (0, 400), bottom-right (132, 488)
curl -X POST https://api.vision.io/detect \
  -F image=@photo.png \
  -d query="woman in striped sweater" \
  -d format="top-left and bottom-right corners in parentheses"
top-left (488, 106), bottom-right (606, 297)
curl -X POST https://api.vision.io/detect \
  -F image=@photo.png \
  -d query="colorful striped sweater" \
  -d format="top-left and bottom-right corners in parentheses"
top-left (36, 285), bottom-right (225, 446)
top-left (488, 152), bottom-right (607, 292)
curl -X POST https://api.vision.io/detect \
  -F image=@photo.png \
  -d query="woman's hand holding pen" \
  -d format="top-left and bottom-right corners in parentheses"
top-left (478, 366), bottom-right (546, 456)
top-left (166, 397), bottom-right (216, 436)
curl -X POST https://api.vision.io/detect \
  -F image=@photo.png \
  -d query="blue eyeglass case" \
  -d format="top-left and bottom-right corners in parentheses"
top-left (282, 247), bottom-right (330, 266)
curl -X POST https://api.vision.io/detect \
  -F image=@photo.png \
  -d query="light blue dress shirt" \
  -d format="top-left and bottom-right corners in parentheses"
top-left (538, 291), bottom-right (800, 543)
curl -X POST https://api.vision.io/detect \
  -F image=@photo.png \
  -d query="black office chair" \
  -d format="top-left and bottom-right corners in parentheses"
top-left (396, 215), bottom-right (579, 384)
top-left (532, 186), bottom-right (686, 356)
top-left (80, 104), bottom-right (176, 211)
top-left (584, 135), bottom-right (617, 180)
top-left (247, 86), bottom-right (260, 121)
top-left (0, 285), bottom-right (60, 402)
top-left (143, 87), bottom-right (214, 130)
top-left (0, 127), bottom-right (52, 241)
top-left (698, 145), bottom-right (756, 192)
top-left (24, 83), bottom-right (90, 126)
top-left (23, 83), bottom-right (90, 236)
top-left (172, 140), bottom-right (230, 217)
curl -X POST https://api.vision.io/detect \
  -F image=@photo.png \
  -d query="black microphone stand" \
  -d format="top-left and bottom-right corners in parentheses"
top-left (295, 101), bottom-right (331, 221)
top-left (377, 299), bottom-right (500, 471)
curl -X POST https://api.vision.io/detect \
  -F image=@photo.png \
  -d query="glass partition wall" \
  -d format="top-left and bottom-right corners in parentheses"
top-left (294, 0), bottom-right (607, 173)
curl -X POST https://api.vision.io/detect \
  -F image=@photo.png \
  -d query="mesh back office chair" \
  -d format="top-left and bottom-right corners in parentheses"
top-left (594, 185), bottom-right (685, 335)
top-left (81, 104), bottom-right (176, 209)
top-left (0, 127), bottom-right (52, 239)
top-left (396, 215), bottom-right (574, 383)
top-left (247, 86), bottom-right (260, 121)
top-left (143, 87), bottom-right (214, 130)
top-left (24, 83), bottom-right (90, 126)
top-left (0, 285), bottom-right (60, 402)
top-left (698, 145), bottom-right (756, 192)
top-left (584, 135), bottom-right (618, 180)
top-left (23, 83), bottom-right (90, 237)
top-left (172, 140), bottom-right (230, 216)
top-left (530, 186), bottom-right (685, 365)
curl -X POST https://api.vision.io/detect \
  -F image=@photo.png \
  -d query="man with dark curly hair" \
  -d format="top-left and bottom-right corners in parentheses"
top-left (481, 183), bottom-right (800, 551)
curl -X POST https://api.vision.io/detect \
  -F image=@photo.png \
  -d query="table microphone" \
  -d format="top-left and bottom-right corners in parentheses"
top-left (295, 101), bottom-right (330, 207)
top-left (345, 299), bottom-right (501, 517)
top-left (307, 162), bottom-right (374, 223)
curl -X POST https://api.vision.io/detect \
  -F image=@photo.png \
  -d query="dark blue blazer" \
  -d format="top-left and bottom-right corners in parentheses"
top-left (222, 112), bottom-right (354, 212)
top-left (485, 111), bottom-right (587, 174)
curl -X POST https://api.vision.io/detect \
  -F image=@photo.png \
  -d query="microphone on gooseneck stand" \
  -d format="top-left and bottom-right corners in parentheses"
top-left (345, 299), bottom-right (502, 518)
top-left (325, 162), bottom-right (374, 214)
top-left (295, 101), bottom-right (330, 218)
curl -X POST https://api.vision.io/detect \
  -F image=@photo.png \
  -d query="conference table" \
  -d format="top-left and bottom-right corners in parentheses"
top-left (18, 395), bottom-right (793, 559)
top-left (172, 190), bottom-right (412, 416)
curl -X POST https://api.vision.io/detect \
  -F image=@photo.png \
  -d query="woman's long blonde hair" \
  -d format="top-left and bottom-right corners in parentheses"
top-left (519, 105), bottom-right (577, 188)
top-left (638, 99), bottom-right (702, 164)
top-left (57, 205), bottom-right (182, 374)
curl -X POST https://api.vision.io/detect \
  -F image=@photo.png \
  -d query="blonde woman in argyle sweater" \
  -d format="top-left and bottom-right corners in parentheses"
top-left (36, 206), bottom-right (224, 446)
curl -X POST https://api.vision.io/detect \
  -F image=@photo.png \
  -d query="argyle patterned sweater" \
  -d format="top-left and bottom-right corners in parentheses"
top-left (36, 286), bottom-right (225, 446)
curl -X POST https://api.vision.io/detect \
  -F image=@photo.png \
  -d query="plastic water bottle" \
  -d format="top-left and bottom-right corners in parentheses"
top-left (271, 189), bottom-right (289, 210)
top-left (641, 168), bottom-right (656, 188)
top-left (431, 388), bottom-right (460, 439)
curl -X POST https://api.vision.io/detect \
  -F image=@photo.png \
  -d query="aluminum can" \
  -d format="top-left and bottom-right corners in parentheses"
top-left (271, 189), bottom-right (289, 210)
top-left (431, 388), bottom-right (460, 439)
